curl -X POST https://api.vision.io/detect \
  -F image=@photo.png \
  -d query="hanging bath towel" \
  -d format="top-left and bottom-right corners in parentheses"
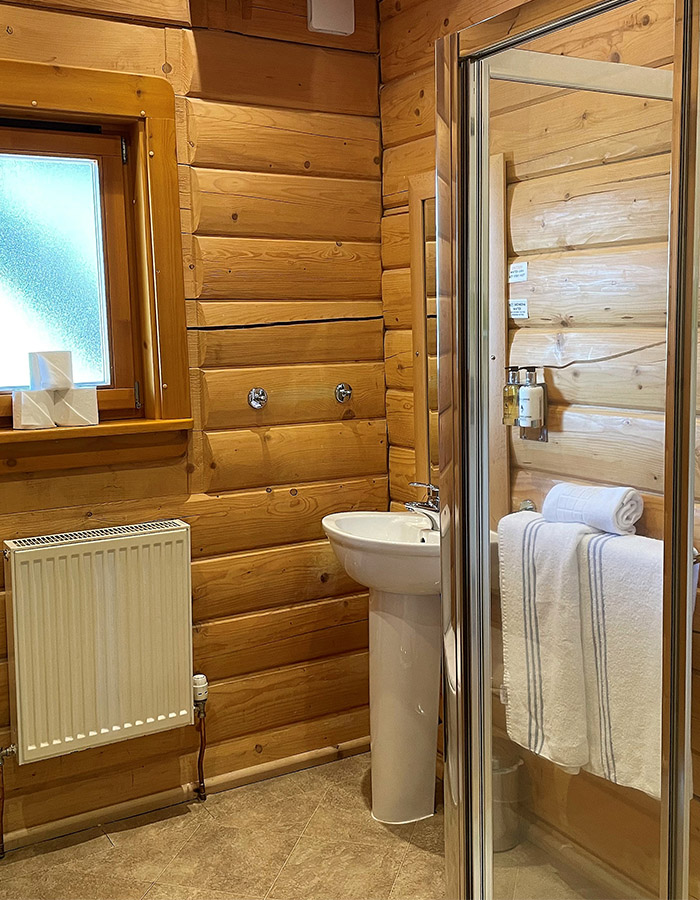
top-left (498, 511), bottom-right (594, 771)
top-left (578, 532), bottom-right (663, 798)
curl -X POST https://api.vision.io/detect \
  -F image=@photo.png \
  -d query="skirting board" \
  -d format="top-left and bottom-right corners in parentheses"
top-left (3, 735), bottom-right (370, 852)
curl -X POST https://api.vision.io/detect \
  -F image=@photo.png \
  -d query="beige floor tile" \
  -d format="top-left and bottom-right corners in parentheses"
top-left (494, 866), bottom-right (519, 900)
top-left (389, 846), bottom-right (445, 900)
top-left (513, 864), bottom-right (590, 900)
top-left (304, 780), bottom-right (414, 849)
top-left (269, 836), bottom-right (405, 900)
top-left (156, 819), bottom-right (297, 898)
top-left (494, 841), bottom-right (549, 870)
top-left (411, 809), bottom-right (444, 855)
top-left (0, 828), bottom-right (112, 880)
top-left (0, 868), bottom-right (151, 900)
top-left (146, 883), bottom-right (254, 900)
top-left (314, 753), bottom-right (372, 789)
top-left (206, 773), bottom-right (324, 834)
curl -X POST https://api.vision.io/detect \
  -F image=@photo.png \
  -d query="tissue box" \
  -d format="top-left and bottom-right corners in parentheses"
top-left (12, 390), bottom-right (56, 430)
top-left (29, 351), bottom-right (74, 390)
top-left (53, 387), bottom-right (99, 427)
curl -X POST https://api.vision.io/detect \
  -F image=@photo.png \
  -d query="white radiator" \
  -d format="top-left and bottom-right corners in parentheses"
top-left (3, 520), bottom-right (193, 765)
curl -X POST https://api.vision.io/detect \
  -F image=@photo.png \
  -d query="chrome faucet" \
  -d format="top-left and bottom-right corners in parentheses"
top-left (406, 482), bottom-right (440, 531)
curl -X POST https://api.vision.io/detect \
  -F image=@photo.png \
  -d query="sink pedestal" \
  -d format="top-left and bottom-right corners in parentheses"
top-left (369, 589), bottom-right (442, 824)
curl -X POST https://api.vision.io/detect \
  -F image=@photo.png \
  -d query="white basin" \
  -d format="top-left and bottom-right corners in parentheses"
top-left (322, 511), bottom-right (442, 825)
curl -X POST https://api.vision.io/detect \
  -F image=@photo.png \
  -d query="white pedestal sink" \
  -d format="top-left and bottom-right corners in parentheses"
top-left (322, 511), bottom-right (441, 824)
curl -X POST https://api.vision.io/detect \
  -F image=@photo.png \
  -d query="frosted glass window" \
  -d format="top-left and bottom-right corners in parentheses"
top-left (0, 153), bottom-right (110, 391)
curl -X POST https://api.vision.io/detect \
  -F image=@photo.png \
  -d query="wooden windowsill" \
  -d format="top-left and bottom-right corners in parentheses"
top-left (0, 418), bottom-right (193, 475)
top-left (0, 418), bottom-right (193, 445)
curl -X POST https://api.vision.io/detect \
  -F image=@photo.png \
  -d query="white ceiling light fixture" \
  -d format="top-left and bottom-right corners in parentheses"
top-left (307, 0), bottom-right (355, 36)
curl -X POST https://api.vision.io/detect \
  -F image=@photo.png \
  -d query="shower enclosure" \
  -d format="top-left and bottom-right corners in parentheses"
top-left (436, 0), bottom-right (699, 897)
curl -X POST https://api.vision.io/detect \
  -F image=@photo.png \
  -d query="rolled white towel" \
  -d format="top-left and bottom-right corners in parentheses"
top-left (542, 482), bottom-right (643, 535)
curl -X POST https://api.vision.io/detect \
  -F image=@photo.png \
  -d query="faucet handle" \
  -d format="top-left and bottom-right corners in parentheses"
top-left (409, 482), bottom-right (439, 503)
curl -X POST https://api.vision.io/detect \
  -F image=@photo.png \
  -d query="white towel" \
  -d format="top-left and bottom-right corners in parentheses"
top-left (578, 532), bottom-right (662, 798)
top-left (498, 512), bottom-right (595, 770)
top-left (542, 482), bottom-right (643, 535)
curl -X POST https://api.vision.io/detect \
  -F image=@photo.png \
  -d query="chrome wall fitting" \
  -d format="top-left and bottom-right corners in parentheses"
top-left (247, 387), bottom-right (268, 409)
top-left (335, 383), bottom-right (353, 403)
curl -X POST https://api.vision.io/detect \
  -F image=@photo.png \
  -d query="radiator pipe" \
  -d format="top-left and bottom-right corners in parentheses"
top-left (0, 745), bottom-right (17, 860)
top-left (192, 674), bottom-right (208, 801)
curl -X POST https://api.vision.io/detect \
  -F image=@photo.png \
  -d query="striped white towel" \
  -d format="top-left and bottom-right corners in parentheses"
top-left (498, 512), bottom-right (595, 771)
top-left (578, 532), bottom-right (663, 798)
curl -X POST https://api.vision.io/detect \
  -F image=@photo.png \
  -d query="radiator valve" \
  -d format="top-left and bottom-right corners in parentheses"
top-left (192, 673), bottom-right (208, 718)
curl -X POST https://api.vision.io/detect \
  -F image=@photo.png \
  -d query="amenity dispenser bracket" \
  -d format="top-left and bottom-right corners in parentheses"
top-left (502, 366), bottom-right (548, 443)
top-left (519, 370), bottom-right (548, 443)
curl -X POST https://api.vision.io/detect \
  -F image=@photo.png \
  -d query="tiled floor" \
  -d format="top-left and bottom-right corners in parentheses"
top-left (0, 753), bottom-right (601, 900)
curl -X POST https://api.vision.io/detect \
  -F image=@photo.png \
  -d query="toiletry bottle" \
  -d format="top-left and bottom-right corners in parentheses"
top-left (518, 367), bottom-right (544, 428)
top-left (502, 367), bottom-right (520, 426)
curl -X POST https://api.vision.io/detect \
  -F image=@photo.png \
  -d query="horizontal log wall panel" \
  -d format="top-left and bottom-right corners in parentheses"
top-left (491, 91), bottom-right (671, 184)
top-left (0, 5), bottom-right (167, 75)
top-left (510, 328), bottom-right (670, 411)
top-left (383, 268), bottom-right (412, 328)
top-left (380, 65), bottom-right (435, 149)
top-left (182, 98), bottom-right (381, 179)
top-left (22, 0), bottom-right (190, 22)
top-left (386, 389), bottom-right (415, 449)
top-left (193, 594), bottom-right (369, 681)
top-left (193, 319), bottom-right (384, 368)
top-left (0, 478), bottom-right (387, 584)
top-left (203, 420), bottom-right (388, 492)
top-left (511, 405), bottom-right (670, 495)
top-left (385, 329), bottom-right (413, 391)
top-left (508, 155), bottom-right (671, 257)
top-left (195, 363), bottom-right (386, 430)
top-left (187, 300), bottom-right (383, 328)
top-left (188, 168), bottom-right (381, 241)
top-left (383, 136), bottom-right (435, 209)
top-left (206, 651), bottom-right (369, 744)
top-left (193, 236), bottom-right (382, 300)
top-left (0, 594), bottom-right (5, 658)
top-left (171, 28), bottom-right (378, 115)
top-left (0, 660), bottom-right (7, 728)
top-left (388, 446), bottom-right (438, 504)
top-left (507, 244), bottom-right (668, 329)
top-left (192, 540), bottom-right (360, 622)
top-left (0, 459), bottom-right (188, 515)
top-left (380, 0), bottom-right (671, 83)
top-left (190, 0), bottom-right (378, 53)
top-left (381, 212), bottom-right (410, 268)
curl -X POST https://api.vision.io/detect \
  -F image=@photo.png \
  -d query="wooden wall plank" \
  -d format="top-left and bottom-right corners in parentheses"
top-left (386, 389), bottom-right (415, 449)
top-left (19, 0), bottom-right (190, 24)
top-left (385, 329), bottom-right (413, 391)
top-left (171, 28), bottom-right (378, 116)
top-left (190, 0), bottom-right (378, 53)
top-left (188, 168), bottom-right (381, 241)
top-left (203, 420), bottom-right (387, 492)
top-left (507, 243), bottom-right (668, 329)
top-left (383, 268), bottom-right (412, 328)
top-left (194, 237), bottom-right (381, 300)
top-left (510, 328), bottom-right (671, 411)
top-left (0, 660), bottom-right (8, 728)
top-left (191, 540), bottom-right (359, 622)
top-left (380, 66), bottom-right (435, 149)
top-left (508, 154), bottom-right (670, 256)
top-left (188, 300), bottom-right (383, 327)
top-left (380, 212), bottom-right (410, 268)
top-left (383, 136), bottom-right (435, 209)
top-left (193, 593), bottom-right (369, 680)
top-left (0, 4), bottom-right (167, 75)
top-left (195, 362), bottom-right (386, 430)
top-left (206, 651), bottom-right (369, 744)
top-left (183, 98), bottom-right (381, 180)
top-left (193, 319), bottom-right (384, 368)
top-left (510, 405), bottom-right (668, 495)
top-left (491, 89), bottom-right (671, 183)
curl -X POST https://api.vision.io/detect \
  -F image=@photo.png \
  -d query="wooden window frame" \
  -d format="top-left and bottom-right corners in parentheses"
top-left (0, 60), bottom-right (191, 473)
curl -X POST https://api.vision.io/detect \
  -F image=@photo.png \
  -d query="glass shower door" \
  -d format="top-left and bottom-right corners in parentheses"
top-left (437, 1), bottom-right (699, 897)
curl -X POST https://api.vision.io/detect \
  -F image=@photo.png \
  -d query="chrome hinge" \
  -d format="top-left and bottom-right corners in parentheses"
top-left (121, 137), bottom-right (128, 164)
top-left (134, 380), bottom-right (142, 410)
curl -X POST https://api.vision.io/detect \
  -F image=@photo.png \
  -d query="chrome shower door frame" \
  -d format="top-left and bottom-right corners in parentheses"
top-left (436, 2), bottom-right (700, 898)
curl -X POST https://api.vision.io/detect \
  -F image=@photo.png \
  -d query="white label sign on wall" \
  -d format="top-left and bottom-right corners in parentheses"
top-left (508, 261), bottom-right (528, 283)
top-left (509, 298), bottom-right (529, 320)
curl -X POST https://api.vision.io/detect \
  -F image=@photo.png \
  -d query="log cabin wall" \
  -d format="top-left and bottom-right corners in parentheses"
top-left (379, 0), bottom-right (700, 894)
top-left (0, 0), bottom-right (386, 843)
